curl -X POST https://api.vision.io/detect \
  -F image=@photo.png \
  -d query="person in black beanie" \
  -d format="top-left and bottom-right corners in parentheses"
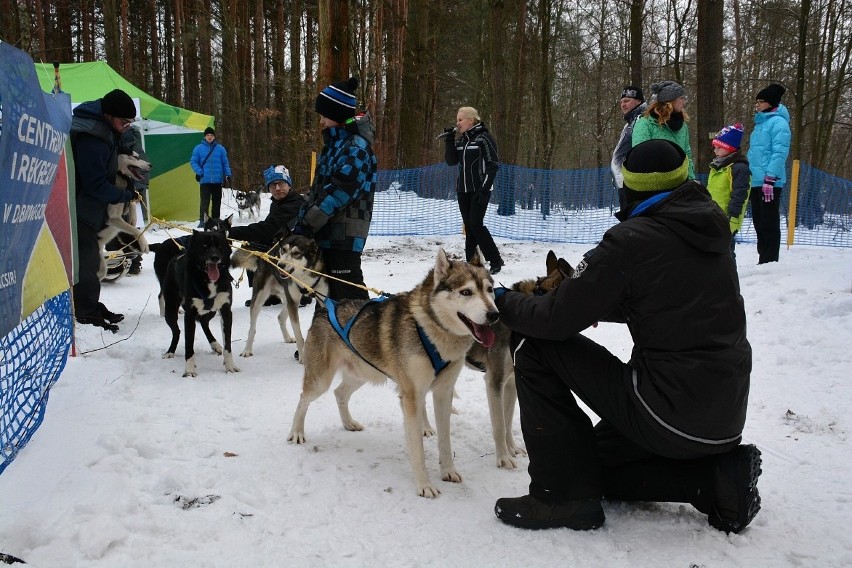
top-left (70, 88), bottom-right (139, 331)
top-left (289, 77), bottom-right (377, 301)
top-left (747, 83), bottom-right (791, 263)
top-left (610, 85), bottom-right (647, 213)
top-left (191, 126), bottom-right (233, 228)
top-left (493, 139), bottom-right (760, 534)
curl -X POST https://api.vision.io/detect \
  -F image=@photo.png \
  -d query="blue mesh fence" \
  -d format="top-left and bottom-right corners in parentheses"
top-left (0, 291), bottom-right (73, 475)
top-left (371, 162), bottom-right (852, 248)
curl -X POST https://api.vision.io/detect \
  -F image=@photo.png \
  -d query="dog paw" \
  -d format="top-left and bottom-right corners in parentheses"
top-left (496, 455), bottom-right (519, 470)
top-left (417, 485), bottom-right (442, 498)
top-left (287, 431), bottom-right (306, 444)
top-left (183, 357), bottom-right (197, 377)
top-left (509, 444), bottom-right (527, 458)
top-left (342, 419), bottom-right (364, 432)
top-left (162, 352), bottom-right (176, 359)
top-left (209, 341), bottom-right (223, 355)
top-left (421, 427), bottom-right (436, 437)
top-left (441, 470), bottom-right (463, 484)
top-left (239, 350), bottom-right (253, 358)
top-left (224, 353), bottom-right (240, 373)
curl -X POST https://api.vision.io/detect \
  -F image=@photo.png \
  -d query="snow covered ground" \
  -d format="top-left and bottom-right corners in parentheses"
top-left (1, 194), bottom-right (851, 567)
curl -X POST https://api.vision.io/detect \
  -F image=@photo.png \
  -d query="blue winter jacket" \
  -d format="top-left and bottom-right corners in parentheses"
top-left (190, 139), bottom-right (232, 184)
top-left (747, 104), bottom-right (791, 186)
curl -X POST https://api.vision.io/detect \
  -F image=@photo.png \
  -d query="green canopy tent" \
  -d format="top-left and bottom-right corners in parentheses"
top-left (35, 61), bottom-right (213, 222)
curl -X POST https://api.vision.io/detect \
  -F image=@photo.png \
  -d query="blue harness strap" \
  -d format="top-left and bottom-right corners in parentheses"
top-left (325, 296), bottom-right (449, 377)
top-left (416, 326), bottom-right (450, 376)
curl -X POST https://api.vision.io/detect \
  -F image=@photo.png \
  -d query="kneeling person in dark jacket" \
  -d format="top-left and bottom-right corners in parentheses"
top-left (229, 165), bottom-right (305, 307)
top-left (494, 140), bottom-right (760, 534)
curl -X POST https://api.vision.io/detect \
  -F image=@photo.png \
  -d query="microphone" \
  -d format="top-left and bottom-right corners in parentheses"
top-left (435, 127), bottom-right (457, 140)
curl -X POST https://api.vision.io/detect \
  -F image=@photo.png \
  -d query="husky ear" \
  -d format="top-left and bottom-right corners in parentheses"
top-left (558, 258), bottom-right (574, 278)
top-left (469, 247), bottom-right (485, 268)
top-left (546, 250), bottom-right (558, 273)
top-left (224, 214), bottom-right (233, 227)
top-left (434, 247), bottom-right (451, 282)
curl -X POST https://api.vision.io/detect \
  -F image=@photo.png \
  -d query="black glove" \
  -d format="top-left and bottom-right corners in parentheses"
top-left (224, 175), bottom-right (233, 187)
top-left (439, 127), bottom-right (456, 142)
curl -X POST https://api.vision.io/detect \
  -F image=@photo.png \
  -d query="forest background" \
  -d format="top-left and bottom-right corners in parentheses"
top-left (2, 0), bottom-right (850, 192)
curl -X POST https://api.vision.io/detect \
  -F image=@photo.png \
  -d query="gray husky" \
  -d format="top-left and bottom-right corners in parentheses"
top-left (288, 248), bottom-right (498, 498)
top-left (466, 250), bottom-right (573, 470)
top-left (230, 233), bottom-right (327, 358)
top-left (97, 151), bottom-right (151, 280)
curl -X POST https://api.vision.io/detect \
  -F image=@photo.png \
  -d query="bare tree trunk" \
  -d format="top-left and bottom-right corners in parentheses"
top-left (317, 0), bottom-right (351, 86)
top-left (629, 0), bottom-right (643, 86)
top-left (103, 0), bottom-right (121, 68)
top-left (400, 0), bottom-right (433, 165)
top-left (695, 0), bottom-right (724, 173)
top-left (792, 0), bottom-right (811, 161)
top-left (172, 0), bottom-right (184, 106)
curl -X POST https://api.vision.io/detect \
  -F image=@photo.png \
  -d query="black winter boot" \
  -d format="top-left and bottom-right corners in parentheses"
top-left (701, 444), bottom-right (762, 534)
top-left (495, 494), bottom-right (605, 530)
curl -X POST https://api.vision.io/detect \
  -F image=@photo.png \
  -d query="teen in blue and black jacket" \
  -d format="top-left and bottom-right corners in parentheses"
top-left (290, 77), bottom-right (377, 301)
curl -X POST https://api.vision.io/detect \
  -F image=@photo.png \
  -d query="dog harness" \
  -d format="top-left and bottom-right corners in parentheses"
top-left (324, 296), bottom-right (449, 377)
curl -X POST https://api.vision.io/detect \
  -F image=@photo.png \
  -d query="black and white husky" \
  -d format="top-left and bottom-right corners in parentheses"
top-left (161, 229), bottom-right (239, 377)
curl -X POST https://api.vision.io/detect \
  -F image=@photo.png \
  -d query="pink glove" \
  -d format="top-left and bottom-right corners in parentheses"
top-left (762, 177), bottom-right (776, 202)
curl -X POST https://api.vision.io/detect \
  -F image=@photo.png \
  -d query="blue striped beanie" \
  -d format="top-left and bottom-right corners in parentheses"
top-left (315, 77), bottom-right (359, 123)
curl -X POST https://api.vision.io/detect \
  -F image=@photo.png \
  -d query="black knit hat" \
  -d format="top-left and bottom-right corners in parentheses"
top-left (621, 140), bottom-right (689, 193)
top-left (204, 127), bottom-right (216, 136)
top-left (315, 77), bottom-right (359, 123)
top-left (756, 83), bottom-right (786, 108)
top-left (621, 85), bottom-right (644, 102)
top-left (101, 89), bottom-right (136, 119)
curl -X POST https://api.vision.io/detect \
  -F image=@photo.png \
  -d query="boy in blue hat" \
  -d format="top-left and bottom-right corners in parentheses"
top-left (707, 123), bottom-right (750, 261)
top-left (230, 165), bottom-right (305, 306)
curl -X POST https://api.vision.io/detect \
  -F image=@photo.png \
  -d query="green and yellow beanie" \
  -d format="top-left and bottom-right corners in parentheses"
top-left (622, 139), bottom-right (689, 194)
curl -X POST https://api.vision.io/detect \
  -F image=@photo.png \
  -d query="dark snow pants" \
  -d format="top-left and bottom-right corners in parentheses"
top-left (510, 332), bottom-right (738, 507)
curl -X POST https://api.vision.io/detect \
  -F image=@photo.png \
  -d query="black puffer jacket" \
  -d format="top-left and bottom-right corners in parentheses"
top-left (444, 122), bottom-right (499, 195)
top-left (229, 191), bottom-right (306, 248)
top-left (497, 180), bottom-right (751, 447)
top-left (70, 100), bottom-right (134, 230)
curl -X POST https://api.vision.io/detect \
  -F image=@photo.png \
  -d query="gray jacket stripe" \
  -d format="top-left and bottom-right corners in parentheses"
top-left (632, 370), bottom-right (741, 445)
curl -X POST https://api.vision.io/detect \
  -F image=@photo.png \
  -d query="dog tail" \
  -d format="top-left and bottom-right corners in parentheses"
top-left (230, 248), bottom-right (260, 271)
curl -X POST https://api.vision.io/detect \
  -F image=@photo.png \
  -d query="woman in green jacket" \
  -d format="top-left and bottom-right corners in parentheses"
top-left (632, 81), bottom-right (695, 180)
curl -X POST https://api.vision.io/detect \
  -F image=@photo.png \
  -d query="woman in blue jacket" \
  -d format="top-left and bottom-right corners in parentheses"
top-left (190, 127), bottom-right (232, 227)
top-left (747, 84), bottom-right (791, 264)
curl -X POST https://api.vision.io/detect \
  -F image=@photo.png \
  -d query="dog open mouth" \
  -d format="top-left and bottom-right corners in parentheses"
top-left (127, 165), bottom-right (147, 181)
top-left (458, 312), bottom-right (496, 348)
top-left (206, 260), bottom-right (220, 282)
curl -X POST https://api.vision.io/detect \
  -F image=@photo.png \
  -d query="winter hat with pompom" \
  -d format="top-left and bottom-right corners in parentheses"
top-left (712, 123), bottom-right (744, 153)
top-left (315, 77), bottom-right (359, 124)
top-left (263, 165), bottom-right (292, 188)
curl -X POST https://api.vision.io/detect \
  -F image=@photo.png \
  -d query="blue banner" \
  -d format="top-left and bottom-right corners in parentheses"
top-left (0, 43), bottom-right (72, 337)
